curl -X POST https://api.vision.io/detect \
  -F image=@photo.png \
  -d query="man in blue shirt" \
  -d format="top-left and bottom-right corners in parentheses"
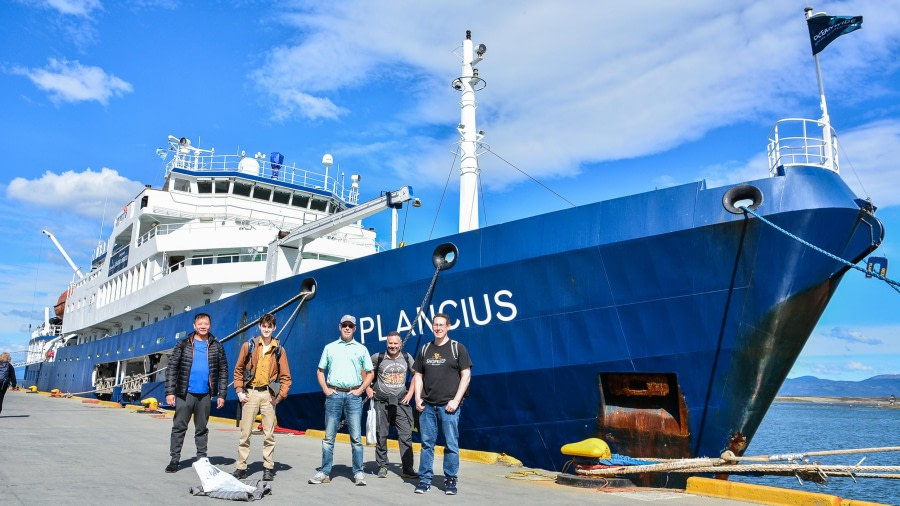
top-left (165, 313), bottom-right (228, 473)
top-left (309, 315), bottom-right (374, 486)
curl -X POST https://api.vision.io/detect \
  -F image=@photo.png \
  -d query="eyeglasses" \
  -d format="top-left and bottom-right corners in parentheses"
top-left (341, 323), bottom-right (356, 329)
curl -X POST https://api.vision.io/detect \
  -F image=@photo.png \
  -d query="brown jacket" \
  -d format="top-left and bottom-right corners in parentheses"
top-left (233, 337), bottom-right (292, 401)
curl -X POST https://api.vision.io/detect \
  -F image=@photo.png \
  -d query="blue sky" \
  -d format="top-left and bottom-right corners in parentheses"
top-left (1, 0), bottom-right (898, 380)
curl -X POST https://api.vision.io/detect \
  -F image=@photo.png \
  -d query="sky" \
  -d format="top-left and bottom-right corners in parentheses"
top-left (1, 0), bottom-right (898, 381)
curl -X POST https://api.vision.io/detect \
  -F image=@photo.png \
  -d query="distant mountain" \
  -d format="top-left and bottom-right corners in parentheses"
top-left (778, 375), bottom-right (900, 397)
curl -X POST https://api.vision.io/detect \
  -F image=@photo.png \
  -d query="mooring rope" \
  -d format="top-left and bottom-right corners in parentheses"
top-left (741, 206), bottom-right (900, 294)
top-left (722, 446), bottom-right (900, 462)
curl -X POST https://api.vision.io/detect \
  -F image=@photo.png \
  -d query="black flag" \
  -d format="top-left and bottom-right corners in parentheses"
top-left (807, 14), bottom-right (863, 55)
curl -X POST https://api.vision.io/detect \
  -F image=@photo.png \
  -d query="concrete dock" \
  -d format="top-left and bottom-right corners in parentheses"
top-left (0, 391), bottom-right (843, 505)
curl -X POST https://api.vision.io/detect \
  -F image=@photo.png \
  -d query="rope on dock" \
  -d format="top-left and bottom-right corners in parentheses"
top-left (574, 446), bottom-right (900, 484)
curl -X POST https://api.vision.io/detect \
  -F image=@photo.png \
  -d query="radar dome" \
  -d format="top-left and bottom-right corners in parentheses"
top-left (238, 157), bottom-right (260, 175)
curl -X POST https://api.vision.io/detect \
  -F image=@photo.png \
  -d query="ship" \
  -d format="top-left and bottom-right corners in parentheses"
top-left (23, 30), bottom-right (883, 474)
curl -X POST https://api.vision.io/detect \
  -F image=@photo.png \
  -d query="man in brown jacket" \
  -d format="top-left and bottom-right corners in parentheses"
top-left (232, 313), bottom-right (292, 481)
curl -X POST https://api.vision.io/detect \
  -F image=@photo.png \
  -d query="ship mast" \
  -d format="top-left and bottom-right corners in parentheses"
top-left (454, 30), bottom-right (487, 233)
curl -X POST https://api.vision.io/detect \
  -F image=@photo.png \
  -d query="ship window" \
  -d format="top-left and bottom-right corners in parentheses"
top-left (175, 331), bottom-right (186, 340)
top-left (173, 178), bottom-right (190, 192)
top-left (253, 186), bottom-right (272, 201)
top-left (197, 181), bottom-right (213, 193)
top-left (310, 199), bottom-right (328, 212)
top-left (128, 346), bottom-right (133, 352)
top-left (233, 182), bottom-right (252, 197)
top-left (214, 180), bottom-right (230, 193)
top-left (156, 336), bottom-right (165, 344)
top-left (273, 190), bottom-right (290, 204)
top-left (291, 194), bottom-right (310, 208)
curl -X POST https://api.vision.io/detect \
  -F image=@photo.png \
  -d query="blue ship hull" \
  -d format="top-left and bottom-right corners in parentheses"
top-left (25, 166), bottom-right (882, 474)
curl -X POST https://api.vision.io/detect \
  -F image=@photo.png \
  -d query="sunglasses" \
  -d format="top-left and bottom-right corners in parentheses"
top-left (341, 323), bottom-right (356, 328)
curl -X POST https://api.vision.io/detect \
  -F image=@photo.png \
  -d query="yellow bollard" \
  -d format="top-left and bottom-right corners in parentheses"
top-left (141, 398), bottom-right (159, 410)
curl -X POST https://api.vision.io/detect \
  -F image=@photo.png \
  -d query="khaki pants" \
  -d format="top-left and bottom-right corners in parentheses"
top-left (236, 388), bottom-right (276, 470)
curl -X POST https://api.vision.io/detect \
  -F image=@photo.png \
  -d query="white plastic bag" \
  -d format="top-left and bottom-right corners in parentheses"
top-left (365, 399), bottom-right (377, 445)
top-left (192, 457), bottom-right (256, 493)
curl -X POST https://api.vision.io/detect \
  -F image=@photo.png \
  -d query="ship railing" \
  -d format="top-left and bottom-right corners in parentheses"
top-left (325, 231), bottom-right (380, 250)
top-left (767, 118), bottom-right (840, 176)
top-left (136, 215), bottom-right (307, 247)
top-left (152, 250), bottom-right (268, 281)
top-left (167, 152), bottom-right (359, 204)
top-left (121, 374), bottom-right (146, 394)
top-left (95, 377), bottom-right (116, 394)
top-left (69, 268), bottom-right (101, 291)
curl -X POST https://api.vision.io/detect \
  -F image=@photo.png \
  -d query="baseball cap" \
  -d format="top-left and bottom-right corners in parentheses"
top-left (340, 315), bottom-right (356, 325)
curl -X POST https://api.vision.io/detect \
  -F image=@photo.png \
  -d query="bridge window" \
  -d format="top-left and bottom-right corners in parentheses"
top-left (291, 194), bottom-right (310, 208)
top-left (214, 180), bottom-right (230, 193)
top-left (173, 178), bottom-right (190, 192)
top-left (233, 182), bottom-right (252, 197)
top-left (273, 190), bottom-right (290, 204)
top-left (197, 181), bottom-right (213, 193)
top-left (310, 198), bottom-right (328, 212)
top-left (253, 186), bottom-right (272, 201)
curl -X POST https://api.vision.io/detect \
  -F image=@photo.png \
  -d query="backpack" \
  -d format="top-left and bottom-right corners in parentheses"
top-left (420, 340), bottom-right (459, 361)
top-left (243, 337), bottom-right (283, 394)
top-left (0, 362), bottom-right (9, 388)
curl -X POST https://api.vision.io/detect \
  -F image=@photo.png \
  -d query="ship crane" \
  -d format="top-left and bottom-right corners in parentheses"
top-left (265, 186), bottom-right (416, 281)
top-left (41, 230), bottom-right (84, 280)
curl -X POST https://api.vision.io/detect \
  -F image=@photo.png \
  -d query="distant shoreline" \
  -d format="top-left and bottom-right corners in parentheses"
top-left (775, 395), bottom-right (900, 407)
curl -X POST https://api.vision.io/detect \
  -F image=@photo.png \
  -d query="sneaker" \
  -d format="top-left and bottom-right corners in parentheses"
top-left (414, 482), bottom-right (431, 494)
top-left (354, 472), bottom-right (367, 486)
top-left (308, 471), bottom-right (331, 484)
top-left (444, 477), bottom-right (458, 495)
top-left (401, 469), bottom-right (419, 479)
top-left (263, 469), bottom-right (274, 481)
top-left (377, 466), bottom-right (388, 478)
top-left (232, 468), bottom-right (247, 479)
top-left (165, 461), bottom-right (178, 473)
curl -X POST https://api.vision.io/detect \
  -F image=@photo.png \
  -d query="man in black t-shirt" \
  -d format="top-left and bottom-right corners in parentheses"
top-left (411, 313), bottom-right (472, 495)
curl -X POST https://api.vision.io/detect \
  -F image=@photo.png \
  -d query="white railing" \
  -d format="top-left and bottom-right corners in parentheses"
top-left (167, 152), bottom-right (359, 204)
top-left (136, 216), bottom-right (307, 247)
top-left (767, 118), bottom-right (839, 176)
top-left (152, 250), bottom-right (268, 280)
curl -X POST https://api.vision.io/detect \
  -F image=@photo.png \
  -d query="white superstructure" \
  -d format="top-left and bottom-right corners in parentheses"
top-left (55, 136), bottom-right (387, 346)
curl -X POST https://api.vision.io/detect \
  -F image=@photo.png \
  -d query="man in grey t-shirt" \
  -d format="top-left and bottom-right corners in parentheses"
top-left (365, 331), bottom-right (417, 479)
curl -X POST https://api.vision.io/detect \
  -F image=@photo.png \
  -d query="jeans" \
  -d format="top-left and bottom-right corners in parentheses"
top-left (319, 391), bottom-right (364, 475)
top-left (417, 402), bottom-right (461, 484)
top-left (169, 392), bottom-right (211, 461)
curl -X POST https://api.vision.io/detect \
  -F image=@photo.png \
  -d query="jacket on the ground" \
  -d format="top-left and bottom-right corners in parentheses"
top-left (165, 332), bottom-right (228, 398)
top-left (232, 337), bottom-right (292, 401)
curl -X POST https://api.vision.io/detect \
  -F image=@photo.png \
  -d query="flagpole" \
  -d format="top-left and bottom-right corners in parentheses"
top-left (805, 6), bottom-right (835, 171)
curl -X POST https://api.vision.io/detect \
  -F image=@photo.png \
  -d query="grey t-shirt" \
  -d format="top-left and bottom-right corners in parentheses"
top-left (371, 352), bottom-right (414, 401)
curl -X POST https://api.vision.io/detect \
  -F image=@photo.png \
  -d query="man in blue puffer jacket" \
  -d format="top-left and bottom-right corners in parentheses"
top-left (165, 312), bottom-right (228, 473)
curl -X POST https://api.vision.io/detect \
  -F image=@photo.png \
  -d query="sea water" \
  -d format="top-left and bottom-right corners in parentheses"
top-left (731, 402), bottom-right (900, 504)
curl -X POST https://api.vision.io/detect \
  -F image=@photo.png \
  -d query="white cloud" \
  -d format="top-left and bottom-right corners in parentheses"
top-left (824, 326), bottom-right (883, 345)
top-left (846, 361), bottom-right (874, 371)
top-left (252, 1), bottom-right (900, 189)
top-left (6, 168), bottom-right (145, 219)
top-left (32, 0), bottom-right (101, 17)
top-left (13, 59), bottom-right (132, 105)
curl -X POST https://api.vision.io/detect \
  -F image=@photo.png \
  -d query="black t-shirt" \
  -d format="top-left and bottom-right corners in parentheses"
top-left (412, 339), bottom-right (472, 405)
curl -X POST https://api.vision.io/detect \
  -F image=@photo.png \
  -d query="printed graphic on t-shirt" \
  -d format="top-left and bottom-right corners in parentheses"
top-left (426, 352), bottom-right (446, 366)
